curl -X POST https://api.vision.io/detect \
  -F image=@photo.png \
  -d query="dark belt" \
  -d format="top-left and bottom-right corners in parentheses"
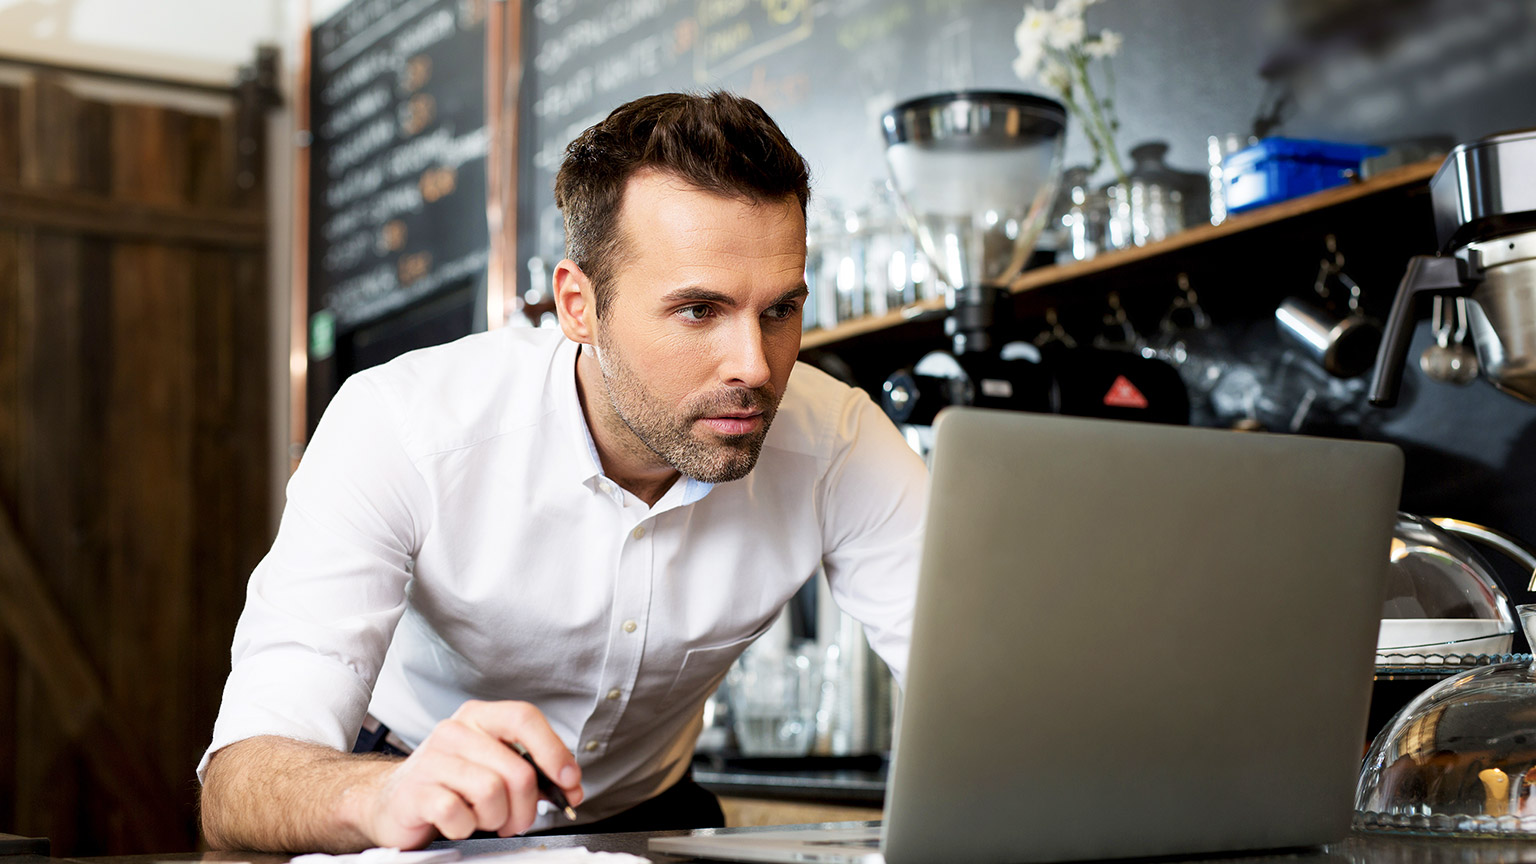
top-left (352, 718), bottom-right (724, 836)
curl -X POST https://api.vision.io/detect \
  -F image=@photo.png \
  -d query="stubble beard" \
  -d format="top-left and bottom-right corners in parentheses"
top-left (592, 330), bottom-right (779, 484)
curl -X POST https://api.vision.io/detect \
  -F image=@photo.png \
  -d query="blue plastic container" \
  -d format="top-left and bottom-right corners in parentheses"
top-left (1223, 137), bottom-right (1386, 214)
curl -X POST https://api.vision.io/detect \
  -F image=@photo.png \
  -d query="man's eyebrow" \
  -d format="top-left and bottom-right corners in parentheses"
top-left (776, 286), bottom-right (810, 304)
top-left (658, 285), bottom-right (809, 306)
top-left (659, 286), bottom-right (735, 306)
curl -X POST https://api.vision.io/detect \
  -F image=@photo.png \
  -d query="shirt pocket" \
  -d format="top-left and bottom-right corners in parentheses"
top-left (660, 616), bottom-right (776, 707)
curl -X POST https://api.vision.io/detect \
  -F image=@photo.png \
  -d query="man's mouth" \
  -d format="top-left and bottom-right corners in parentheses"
top-left (698, 410), bottom-right (764, 436)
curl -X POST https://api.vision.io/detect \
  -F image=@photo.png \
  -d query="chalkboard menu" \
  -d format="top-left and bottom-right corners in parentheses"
top-left (310, 0), bottom-right (490, 330)
top-left (307, 0), bottom-right (491, 430)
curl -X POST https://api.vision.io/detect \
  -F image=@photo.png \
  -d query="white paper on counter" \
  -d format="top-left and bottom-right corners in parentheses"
top-left (464, 848), bottom-right (648, 864)
top-left (288, 845), bottom-right (647, 864)
top-left (290, 847), bottom-right (462, 864)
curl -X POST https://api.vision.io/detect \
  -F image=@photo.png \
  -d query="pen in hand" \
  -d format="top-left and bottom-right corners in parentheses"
top-left (509, 740), bottom-right (578, 821)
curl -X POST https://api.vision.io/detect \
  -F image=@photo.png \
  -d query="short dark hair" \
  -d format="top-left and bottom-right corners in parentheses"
top-left (553, 91), bottom-right (812, 317)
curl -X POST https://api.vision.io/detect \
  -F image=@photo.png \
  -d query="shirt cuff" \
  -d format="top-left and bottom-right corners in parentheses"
top-left (197, 646), bottom-right (376, 783)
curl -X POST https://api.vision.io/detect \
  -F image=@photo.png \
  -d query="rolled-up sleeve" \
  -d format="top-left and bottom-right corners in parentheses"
top-left (819, 391), bottom-right (928, 686)
top-left (198, 374), bottom-right (429, 782)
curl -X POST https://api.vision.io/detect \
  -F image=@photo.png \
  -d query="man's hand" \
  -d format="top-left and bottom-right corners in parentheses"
top-left (359, 700), bottom-right (584, 846)
top-left (201, 701), bottom-right (583, 853)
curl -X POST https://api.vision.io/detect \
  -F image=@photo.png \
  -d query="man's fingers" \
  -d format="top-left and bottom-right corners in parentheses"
top-left (454, 700), bottom-right (584, 806)
top-left (428, 729), bottom-right (545, 834)
top-left (442, 756), bottom-right (515, 833)
top-left (418, 783), bottom-right (477, 841)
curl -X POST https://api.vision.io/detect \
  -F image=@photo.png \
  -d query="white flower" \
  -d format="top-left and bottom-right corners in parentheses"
top-left (1014, 5), bottom-right (1053, 54)
top-left (1046, 12), bottom-right (1086, 51)
top-left (1084, 29), bottom-right (1123, 58)
top-left (1013, 41), bottom-right (1045, 80)
top-left (1040, 58), bottom-right (1073, 94)
top-left (1054, 0), bottom-right (1087, 19)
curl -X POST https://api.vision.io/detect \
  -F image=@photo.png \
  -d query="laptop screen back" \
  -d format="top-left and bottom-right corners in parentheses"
top-left (882, 409), bottom-right (1401, 864)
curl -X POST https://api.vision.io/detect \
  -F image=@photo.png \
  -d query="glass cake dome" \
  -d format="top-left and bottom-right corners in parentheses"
top-left (1376, 514), bottom-right (1520, 666)
top-left (1356, 604), bottom-right (1536, 836)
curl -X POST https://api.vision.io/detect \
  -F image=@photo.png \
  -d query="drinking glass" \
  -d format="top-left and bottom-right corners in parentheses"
top-left (728, 643), bottom-right (820, 757)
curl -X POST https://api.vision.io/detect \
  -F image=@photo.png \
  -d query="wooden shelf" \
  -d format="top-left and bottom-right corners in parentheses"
top-left (800, 157), bottom-right (1440, 351)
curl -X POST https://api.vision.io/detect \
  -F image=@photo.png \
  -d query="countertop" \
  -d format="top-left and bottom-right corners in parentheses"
top-left (691, 754), bottom-right (887, 804)
top-left (33, 825), bottom-right (1536, 864)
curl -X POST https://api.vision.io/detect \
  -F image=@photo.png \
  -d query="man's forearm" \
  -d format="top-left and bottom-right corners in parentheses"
top-left (201, 735), bottom-right (397, 853)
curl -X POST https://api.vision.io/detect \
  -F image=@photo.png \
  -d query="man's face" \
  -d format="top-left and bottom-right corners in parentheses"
top-left (587, 170), bottom-right (807, 484)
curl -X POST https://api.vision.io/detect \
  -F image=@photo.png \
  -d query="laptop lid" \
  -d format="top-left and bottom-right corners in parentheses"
top-left (880, 409), bottom-right (1401, 864)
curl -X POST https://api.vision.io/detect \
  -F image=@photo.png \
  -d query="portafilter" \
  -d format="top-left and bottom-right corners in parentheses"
top-left (881, 91), bottom-right (1066, 356)
top-left (1370, 128), bottom-right (1536, 406)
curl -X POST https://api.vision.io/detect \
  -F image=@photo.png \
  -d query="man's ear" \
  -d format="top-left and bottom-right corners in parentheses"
top-left (552, 258), bottom-right (595, 344)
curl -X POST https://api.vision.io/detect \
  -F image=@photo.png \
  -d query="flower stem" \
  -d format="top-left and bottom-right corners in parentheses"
top-left (1053, 80), bottom-right (1102, 176)
top-left (1074, 51), bottom-right (1127, 185)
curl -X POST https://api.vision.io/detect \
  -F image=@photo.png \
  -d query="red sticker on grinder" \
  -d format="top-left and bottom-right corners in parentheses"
top-left (1103, 375), bottom-right (1149, 409)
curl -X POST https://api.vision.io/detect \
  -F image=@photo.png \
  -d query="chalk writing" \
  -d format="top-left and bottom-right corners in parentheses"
top-left (837, 4), bottom-right (910, 52)
top-left (694, 0), bottom-right (812, 80)
top-left (534, 67), bottom-right (594, 120)
top-left (704, 20), bottom-right (752, 62)
top-left (322, 50), bottom-right (393, 107)
top-left (399, 93), bottom-right (436, 135)
top-left (328, 116), bottom-right (396, 178)
top-left (393, 7), bottom-right (455, 58)
top-left (326, 163), bottom-right (385, 211)
top-left (332, 249), bottom-right (489, 325)
top-left (323, 83), bottom-right (391, 139)
top-left (402, 55), bottom-right (432, 91)
top-left (595, 31), bottom-right (667, 94)
top-left (398, 250), bottom-right (432, 286)
top-left (323, 0), bottom-right (439, 73)
top-left (420, 166), bottom-right (457, 202)
top-left (698, 0), bottom-right (747, 27)
top-left (535, 0), bottom-right (668, 76)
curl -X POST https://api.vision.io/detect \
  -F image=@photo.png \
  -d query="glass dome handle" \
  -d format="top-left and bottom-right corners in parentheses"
top-left (1429, 517), bottom-right (1536, 591)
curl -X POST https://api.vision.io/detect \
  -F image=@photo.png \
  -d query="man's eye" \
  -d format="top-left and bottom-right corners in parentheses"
top-left (680, 305), bottom-right (712, 321)
top-left (766, 303), bottom-right (800, 320)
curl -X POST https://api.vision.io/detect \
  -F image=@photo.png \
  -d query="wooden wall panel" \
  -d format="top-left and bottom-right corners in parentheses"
top-left (0, 67), bottom-right (271, 855)
top-left (0, 229), bottom-right (18, 528)
top-left (0, 224), bottom-right (18, 843)
top-left (13, 80), bottom-right (90, 847)
top-left (0, 86), bottom-right (18, 183)
top-left (107, 241), bottom-right (197, 795)
top-left (20, 76), bottom-right (77, 189)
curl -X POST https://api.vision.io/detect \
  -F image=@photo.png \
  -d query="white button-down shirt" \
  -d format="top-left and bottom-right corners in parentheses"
top-left (201, 327), bottom-right (927, 830)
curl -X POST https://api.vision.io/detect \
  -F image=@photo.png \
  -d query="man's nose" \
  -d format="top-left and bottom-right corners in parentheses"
top-left (720, 320), bottom-right (772, 389)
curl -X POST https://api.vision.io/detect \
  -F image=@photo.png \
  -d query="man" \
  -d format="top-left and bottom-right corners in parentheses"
top-left (199, 91), bottom-right (926, 853)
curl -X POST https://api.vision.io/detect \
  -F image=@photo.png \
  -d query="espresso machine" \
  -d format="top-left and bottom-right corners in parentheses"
top-left (1370, 128), bottom-right (1536, 406)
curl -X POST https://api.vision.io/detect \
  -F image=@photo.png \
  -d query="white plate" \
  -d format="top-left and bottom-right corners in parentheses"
top-left (1376, 618), bottom-right (1513, 663)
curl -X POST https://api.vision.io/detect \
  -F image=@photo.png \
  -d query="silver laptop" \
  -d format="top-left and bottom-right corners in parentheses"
top-left (652, 409), bottom-right (1402, 864)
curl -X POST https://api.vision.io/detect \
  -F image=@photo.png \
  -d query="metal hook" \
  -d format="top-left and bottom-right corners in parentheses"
top-left (1034, 308), bottom-right (1078, 349)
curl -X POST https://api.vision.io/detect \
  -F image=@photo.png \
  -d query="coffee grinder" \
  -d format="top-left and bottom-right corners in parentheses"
top-left (877, 92), bottom-right (1067, 436)
top-left (877, 92), bottom-right (1189, 438)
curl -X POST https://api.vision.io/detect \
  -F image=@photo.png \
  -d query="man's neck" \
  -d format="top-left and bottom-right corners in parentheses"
top-left (573, 346), bottom-right (680, 507)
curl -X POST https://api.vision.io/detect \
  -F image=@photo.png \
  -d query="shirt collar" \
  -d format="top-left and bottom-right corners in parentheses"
top-left (551, 338), bottom-right (715, 508)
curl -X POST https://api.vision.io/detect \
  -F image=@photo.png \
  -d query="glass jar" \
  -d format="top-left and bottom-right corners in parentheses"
top-left (1103, 142), bottom-right (1187, 249)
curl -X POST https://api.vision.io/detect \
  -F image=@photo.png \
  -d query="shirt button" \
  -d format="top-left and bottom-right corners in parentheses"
top-left (598, 481), bottom-right (613, 495)
top-left (622, 619), bottom-right (637, 633)
top-left (631, 526), bottom-right (646, 540)
top-left (606, 688), bottom-right (622, 701)
top-left (584, 740), bottom-right (599, 752)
